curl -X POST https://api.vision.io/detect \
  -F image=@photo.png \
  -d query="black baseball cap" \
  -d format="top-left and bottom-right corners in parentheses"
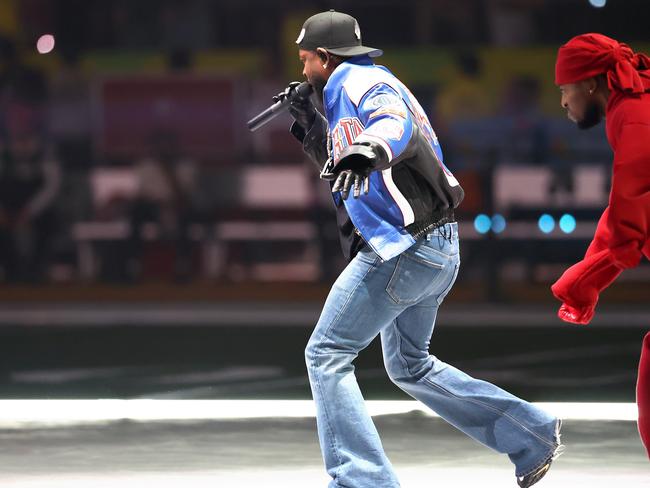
top-left (296, 10), bottom-right (383, 58)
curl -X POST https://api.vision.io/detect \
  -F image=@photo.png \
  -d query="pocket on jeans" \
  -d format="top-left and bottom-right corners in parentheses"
top-left (386, 253), bottom-right (445, 305)
top-left (436, 262), bottom-right (459, 305)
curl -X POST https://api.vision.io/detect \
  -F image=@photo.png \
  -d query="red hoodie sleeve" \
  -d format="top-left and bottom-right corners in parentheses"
top-left (585, 206), bottom-right (611, 258)
top-left (552, 122), bottom-right (650, 317)
top-left (606, 122), bottom-right (650, 267)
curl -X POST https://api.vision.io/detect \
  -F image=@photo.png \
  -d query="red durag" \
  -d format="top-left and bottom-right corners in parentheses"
top-left (639, 332), bottom-right (650, 458)
top-left (555, 33), bottom-right (650, 93)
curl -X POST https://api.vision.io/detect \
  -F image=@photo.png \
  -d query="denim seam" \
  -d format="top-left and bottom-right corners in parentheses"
top-left (416, 245), bottom-right (456, 261)
top-left (399, 250), bottom-right (446, 269)
top-left (312, 255), bottom-right (381, 481)
top-left (391, 318), bottom-right (415, 379)
top-left (420, 376), bottom-right (556, 449)
top-left (436, 263), bottom-right (459, 306)
top-left (310, 354), bottom-right (343, 479)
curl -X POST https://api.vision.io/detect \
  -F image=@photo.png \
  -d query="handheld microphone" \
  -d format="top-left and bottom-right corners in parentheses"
top-left (247, 82), bottom-right (313, 132)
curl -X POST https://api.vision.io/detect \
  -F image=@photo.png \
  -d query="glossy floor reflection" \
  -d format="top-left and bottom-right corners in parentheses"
top-left (1, 413), bottom-right (647, 487)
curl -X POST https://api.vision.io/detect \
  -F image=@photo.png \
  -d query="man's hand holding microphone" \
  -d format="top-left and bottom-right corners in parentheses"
top-left (251, 81), bottom-right (388, 200)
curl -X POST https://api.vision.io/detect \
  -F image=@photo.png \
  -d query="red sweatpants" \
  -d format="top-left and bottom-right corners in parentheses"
top-left (638, 332), bottom-right (650, 458)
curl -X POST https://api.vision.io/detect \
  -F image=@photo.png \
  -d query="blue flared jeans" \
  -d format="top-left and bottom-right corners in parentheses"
top-left (306, 223), bottom-right (560, 488)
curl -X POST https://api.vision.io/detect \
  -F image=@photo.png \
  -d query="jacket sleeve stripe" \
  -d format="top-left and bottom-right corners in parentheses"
top-left (381, 167), bottom-right (415, 226)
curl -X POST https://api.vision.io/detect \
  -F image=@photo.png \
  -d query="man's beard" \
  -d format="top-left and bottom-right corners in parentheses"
top-left (577, 100), bottom-right (604, 130)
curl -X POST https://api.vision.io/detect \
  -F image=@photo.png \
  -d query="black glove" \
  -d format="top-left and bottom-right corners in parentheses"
top-left (329, 143), bottom-right (379, 199)
top-left (273, 81), bottom-right (316, 131)
top-left (332, 169), bottom-right (371, 200)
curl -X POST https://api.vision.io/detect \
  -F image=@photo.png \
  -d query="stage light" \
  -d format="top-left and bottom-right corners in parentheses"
top-left (36, 34), bottom-right (55, 54)
top-left (491, 214), bottom-right (506, 234)
top-left (559, 214), bottom-right (577, 234)
top-left (589, 0), bottom-right (607, 7)
top-left (474, 214), bottom-right (491, 234)
top-left (538, 214), bottom-right (555, 234)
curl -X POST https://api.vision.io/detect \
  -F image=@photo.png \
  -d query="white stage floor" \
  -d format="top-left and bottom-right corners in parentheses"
top-left (0, 401), bottom-right (647, 488)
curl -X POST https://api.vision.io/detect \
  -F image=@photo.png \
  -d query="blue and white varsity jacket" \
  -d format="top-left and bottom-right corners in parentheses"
top-left (292, 55), bottom-right (464, 262)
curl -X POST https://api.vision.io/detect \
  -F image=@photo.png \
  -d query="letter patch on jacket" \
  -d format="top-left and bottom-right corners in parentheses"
top-left (332, 117), bottom-right (364, 160)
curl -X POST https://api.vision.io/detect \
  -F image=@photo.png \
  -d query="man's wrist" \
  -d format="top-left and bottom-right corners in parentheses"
top-left (336, 143), bottom-right (381, 173)
top-left (338, 140), bottom-right (391, 173)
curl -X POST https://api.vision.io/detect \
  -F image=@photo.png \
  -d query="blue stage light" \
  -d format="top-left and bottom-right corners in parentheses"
top-left (474, 214), bottom-right (491, 234)
top-left (491, 214), bottom-right (506, 234)
top-left (589, 0), bottom-right (606, 8)
top-left (538, 214), bottom-right (555, 234)
top-left (559, 214), bottom-right (577, 234)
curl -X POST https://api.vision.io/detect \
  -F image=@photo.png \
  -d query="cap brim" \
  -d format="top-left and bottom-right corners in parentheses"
top-left (326, 45), bottom-right (383, 58)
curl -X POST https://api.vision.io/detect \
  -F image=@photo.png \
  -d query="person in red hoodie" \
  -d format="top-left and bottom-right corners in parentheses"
top-left (552, 33), bottom-right (650, 458)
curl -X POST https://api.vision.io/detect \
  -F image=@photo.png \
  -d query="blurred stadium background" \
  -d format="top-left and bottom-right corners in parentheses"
top-left (0, 0), bottom-right (647, 407)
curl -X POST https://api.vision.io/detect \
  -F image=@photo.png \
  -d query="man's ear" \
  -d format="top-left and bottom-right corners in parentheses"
top-left (316, 48), bottom-right (330, 68)
top-left (584, 76), bottom-right (599, 96)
